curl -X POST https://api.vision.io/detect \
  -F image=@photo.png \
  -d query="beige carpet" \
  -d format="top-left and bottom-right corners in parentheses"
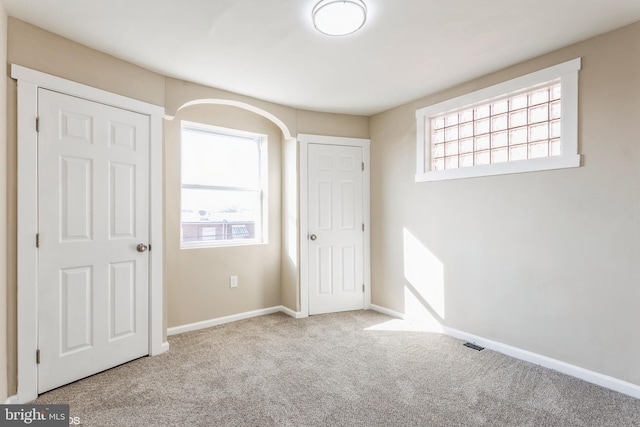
top-left (34, 310), bottom-right (640, 426)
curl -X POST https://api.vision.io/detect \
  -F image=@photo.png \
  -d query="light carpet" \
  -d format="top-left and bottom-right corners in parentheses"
top-left (34, 310), bottom-right (640, 426)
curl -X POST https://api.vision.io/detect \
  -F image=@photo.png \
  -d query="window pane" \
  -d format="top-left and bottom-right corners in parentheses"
top-left (509, 145), bottom-right (527, 161)
top-left (491, 147), bottom-right (508, 163)
top-left (475, 151), bottom-right (490, 165)
top-left (459, 138), bottom-right (473, 154)
top-left (445, 113), bottom-right (459, 127)
top-left (491, 114), bottom-right (508, 132)
top-left (425, 78), bottom-right (566, 172)
top-left (491, 131), bottom-right (508, 148)
top-left (182, 128), bottom-right (260, 188)
top-left (509, 127), bottom-right (527, 145)
top-left (459, 110), bottom-right (474, 123)
top-left (475, 135), bottom-right (490, 151)
top-left (510, 94), bottom-right (528, 110)
top-left (492, 100), bottom-right (508, 115)
top-left (529, 141), bottom-right (549, 158)
top-left (509, 110), bottom-right (527, 128)
top-left (445, 156), bottom-right (459, 169)
top-left (181, 188), bottom-right (259, 243)
top-left (459, 153), bottom-right (473, 168)
top-left (445, 141), bottom-right (459, 156)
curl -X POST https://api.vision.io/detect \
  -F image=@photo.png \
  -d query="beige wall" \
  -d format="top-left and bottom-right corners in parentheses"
top-left (164, 104), bottom-right (283, 326)
top-left (370, 21), bottom-right (640, 386)
top-left (4, 17), bottom-right (368, 397)
top-left (0, 2), bottom-right (8, 403)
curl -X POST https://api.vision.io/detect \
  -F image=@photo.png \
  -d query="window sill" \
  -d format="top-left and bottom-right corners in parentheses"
top-left (180, 240), bottom-right (267, 250)
top-left (415, 154), bottom-right (581, 182)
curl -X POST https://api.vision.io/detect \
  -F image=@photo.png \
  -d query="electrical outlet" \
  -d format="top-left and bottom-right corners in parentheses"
top-left (230, 275), bottom-right (238, 288)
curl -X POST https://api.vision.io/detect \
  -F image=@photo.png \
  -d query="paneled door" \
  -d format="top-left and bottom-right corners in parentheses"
top-left (37, 89), bottom-right (150, 393)
top-left (307, 143), bottom-right (364, 315)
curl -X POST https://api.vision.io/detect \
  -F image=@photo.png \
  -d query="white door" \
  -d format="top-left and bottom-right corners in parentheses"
top-left (37, 89), bottom-right (150, 393)
top-left (308, 143), bottom-right (364, 315)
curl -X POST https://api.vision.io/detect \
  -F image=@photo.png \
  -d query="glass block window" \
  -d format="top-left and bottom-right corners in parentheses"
top-left (415, 58), bottom-right (581, 182)
top-left (430, 81), bottom-right (562, 171)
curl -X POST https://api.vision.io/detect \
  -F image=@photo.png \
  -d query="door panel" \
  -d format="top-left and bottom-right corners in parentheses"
top-left (38, 89), bottom-right (150, 393)
top-left (308, 144), bottom-right (364, 315)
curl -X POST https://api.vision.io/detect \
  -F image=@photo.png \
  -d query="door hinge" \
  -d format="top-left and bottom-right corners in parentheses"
top-left (362, 284), bottom-right (365, 292)
top-left (36, 117), bottom-right (40, 133)
top-left (36, 233), bottom-right (39, 248)
top-left (362, 223), bottom-right (364, 232)
top-left (36, 349), bottom-right (40, 364)
top-left (362, 162), bottom-right (364, 171)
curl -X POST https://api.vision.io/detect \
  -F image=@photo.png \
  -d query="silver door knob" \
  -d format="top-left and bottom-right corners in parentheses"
top-left (136, 243), bottom-right (149, 253)
top-left (310, 234), bottom-right (317, 241)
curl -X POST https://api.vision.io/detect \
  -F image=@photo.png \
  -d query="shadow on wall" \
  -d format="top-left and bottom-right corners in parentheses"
top-left (403, 228), bottom-right (445, 331)
top-left (367, 228), bottom-right (445, 332)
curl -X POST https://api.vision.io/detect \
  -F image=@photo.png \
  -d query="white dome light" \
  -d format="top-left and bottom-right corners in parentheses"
top-left (312, 0), bottom-right (367, 36)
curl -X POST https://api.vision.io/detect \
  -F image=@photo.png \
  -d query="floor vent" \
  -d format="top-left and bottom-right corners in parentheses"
top-left (463, 342), bottom-right (485, 351)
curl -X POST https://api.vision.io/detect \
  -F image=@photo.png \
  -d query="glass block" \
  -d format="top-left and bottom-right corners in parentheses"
top-left (459, 110), bottom-right (474, 123)
top-left (491, 147), bottom-right (508, 163)
top-left (459, 123), bottom-right (474, 138)
top-left (509, 127), bottom-right (527, 145)
top-left (509, 110), bottom-right (527, 127)
top-left (550, 101), bottom-right (561, 119)
top-left (551, 84), bottom-right (561, 100)
top-left (475, 150), bottom-right (490, 165)
top-left (445, 126), bottom-right (459, 142)
top-left (550, 139), bottom-right (562, 156)
top-left (445, 156), bottom-right (459, 169)
top-left (510, 94), bottom-right (528, 110)
top-left (433, 130), bottom-right (445, 144)
top-left (475, 105), bottom-right (490, 119)
top-left (550, 120), bottom-right (561, 138)
top-left (475, 135), bottom-right (490, 151)
top-left (529, 89), bottom-right (549, 105)
top-left (475, 118), bottom-right (490, 135)
top-left (433, 117), bottom-right (446, 129)
top-left (434, 157), bottom-right (445, 171)
top-left (529, 141), bottom-right (549, 158)
top-left (491, 131), bottom-right (508, 148)
top-left (459, 153), bottom-right (474, 168)
top-left (459, 138), bottom-right (474, 153)
top-left (492, 100), bottom-right (509, 115)
top-left (445, 113), bottom-right (459, 127)
top-left (509, 144), bottom-right (527, 161)
top-left (433, 143), bottom-right (445, 158)
top-left (445, 141), bottom-right (459, 156)
top-left (529, 123), bottom-right (549, 141)
top-left (529, 105), bottom-right (548, 123)
top-left (491, 114), bottom-right (508, 132)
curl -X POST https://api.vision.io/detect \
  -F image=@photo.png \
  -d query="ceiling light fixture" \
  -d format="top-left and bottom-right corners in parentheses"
top-left (312, 0), bottom-right (367, 36)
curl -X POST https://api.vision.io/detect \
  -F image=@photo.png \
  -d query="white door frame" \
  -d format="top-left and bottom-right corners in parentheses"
top-left (12, 64), bottom-right (167, 403)
top-left (298, 134), bottom-right (371, 317)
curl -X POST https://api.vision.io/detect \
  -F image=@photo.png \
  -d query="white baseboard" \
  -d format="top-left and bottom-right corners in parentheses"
top-left (442, 326), bottom-right (640, 400)
top-left (370, 304), bottom-right (405, 319)
top-left (280, 305), bottom-right (307, 319)
top-left (167, 306), bottom-right (299, 336)
top-left (4, 395), bottom-right (18, 404)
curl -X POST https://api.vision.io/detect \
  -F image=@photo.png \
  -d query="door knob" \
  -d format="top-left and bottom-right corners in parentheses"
top-left (136, 243), bottom-right (149, 253)
top-left (310, 234), bottom-right (317, 241)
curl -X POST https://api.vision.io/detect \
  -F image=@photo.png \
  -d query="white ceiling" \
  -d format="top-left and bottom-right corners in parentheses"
top-left (4, 0), bottom-right (640, 115)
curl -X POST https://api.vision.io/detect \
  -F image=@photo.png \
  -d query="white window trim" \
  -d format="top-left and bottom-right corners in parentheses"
top-left (416, 58), bottom-right (581, 182)
top-left (180, 121), bottom-right (269, 249)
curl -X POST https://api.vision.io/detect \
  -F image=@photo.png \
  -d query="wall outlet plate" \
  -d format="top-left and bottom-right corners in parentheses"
top-left (230, 276), bottom-right (238, 288)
